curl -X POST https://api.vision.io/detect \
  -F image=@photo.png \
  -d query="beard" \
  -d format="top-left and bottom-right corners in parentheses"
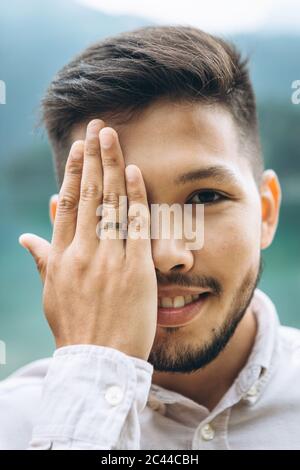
top-left (148, 256), bottom-right (264, 373)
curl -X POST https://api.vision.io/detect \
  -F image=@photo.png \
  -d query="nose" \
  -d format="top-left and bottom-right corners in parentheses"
top-left (151, 238), bottom-right (194, 274)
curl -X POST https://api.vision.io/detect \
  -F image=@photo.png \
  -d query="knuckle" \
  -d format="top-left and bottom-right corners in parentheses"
top-left (59, 193), bottom-right (78, 211)
top-left (128, 189), bottom-right (144, 201)
top-left (102, 154), bottom-right (119, 167)
top-left (103, 191), bottom-right (120, 208)
top-left (85, 142), bottom-right (99, 157)
top-left (67, 160), bottom-right (82, 176)
top-left (70, 249), bottom-right (88, 271)
top-left (81, 182), bottom-right (102, 201)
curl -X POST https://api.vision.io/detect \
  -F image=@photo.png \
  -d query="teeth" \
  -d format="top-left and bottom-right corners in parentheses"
top-left (159, 294), bottom-right (201, 308)
top-left (173, 296), bottom-right (185, 308)
top-left (161, 297), bottom-right (173, 308)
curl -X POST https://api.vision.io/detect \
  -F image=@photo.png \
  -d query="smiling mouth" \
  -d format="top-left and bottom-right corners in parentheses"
top-left (158, 292), bottom-right (210, 309)
top-left (157, 292), bottom-right (211, 327)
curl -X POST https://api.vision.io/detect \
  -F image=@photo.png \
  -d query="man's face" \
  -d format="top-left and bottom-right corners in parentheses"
top-left (70, 100), bottom-right (274, 373)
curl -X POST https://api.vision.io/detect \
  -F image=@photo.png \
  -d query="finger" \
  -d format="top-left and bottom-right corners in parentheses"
top-left (19, 233), bottom-right (51, 283)
top-left (51, 140), bottom-right (84, 251)
top-left (98, 127), bottom-right (127, 256)
top-left (76, 119), bottom-right (105, 246)
top-left (125, 164), bottom-right (151, 259)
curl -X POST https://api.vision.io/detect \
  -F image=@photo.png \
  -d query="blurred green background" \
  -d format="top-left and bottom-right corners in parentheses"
top-left (0, 0), bottom-right (299, 379)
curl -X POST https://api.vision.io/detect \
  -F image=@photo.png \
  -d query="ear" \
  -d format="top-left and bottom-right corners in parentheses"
top-left (260, 170), bottom-right (281, 250)
top-left (49, 194), bottom-right (58, 225)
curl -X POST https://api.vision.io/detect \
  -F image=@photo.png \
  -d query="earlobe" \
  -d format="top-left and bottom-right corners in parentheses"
top-left (260, 170), bottom-right (281, 250)
top-left (49, 194), bottom-right (58, 225)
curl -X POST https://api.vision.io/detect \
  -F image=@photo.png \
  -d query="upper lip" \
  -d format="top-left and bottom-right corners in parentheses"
top-left (157, 287), bottom-right (211, 298)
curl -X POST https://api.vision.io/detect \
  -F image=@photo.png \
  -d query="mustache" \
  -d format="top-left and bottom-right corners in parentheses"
top-left (155, 270), bottom-right (222, 296)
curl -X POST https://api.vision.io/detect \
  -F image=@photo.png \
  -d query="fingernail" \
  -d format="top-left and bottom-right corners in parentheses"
top-left (18, 234), bottom-right (25, 245)
top-left (125, 165), bottom-right (138, 182)
top-left (18, 234), bottom-right (28, 250)
top-left (100, 128), bottom-right (114, 149)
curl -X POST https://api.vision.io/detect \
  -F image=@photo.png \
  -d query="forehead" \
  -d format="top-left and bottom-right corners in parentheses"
top-left (118, 100), bottom-right (239, 163)
top-left (71, 100), bottom-right (252, 194)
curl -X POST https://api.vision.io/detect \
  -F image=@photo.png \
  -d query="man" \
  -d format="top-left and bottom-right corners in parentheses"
top-left (1, 25), bottom-right (299, 450)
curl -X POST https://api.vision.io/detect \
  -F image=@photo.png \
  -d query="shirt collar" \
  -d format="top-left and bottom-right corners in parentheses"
top-left (148, 288), bottom-right (280, 407)
top-left (233, 288), bottom-right (280, 398)
top-left (240, 288), bottom-right (279, 376)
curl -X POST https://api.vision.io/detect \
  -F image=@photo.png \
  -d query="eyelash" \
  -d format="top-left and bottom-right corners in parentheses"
top-left (187, 190), bottom-right (228, 205)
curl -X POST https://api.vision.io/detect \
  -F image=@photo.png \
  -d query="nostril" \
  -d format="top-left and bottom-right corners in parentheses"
top-left (171, 264), bottom-right (185, 270)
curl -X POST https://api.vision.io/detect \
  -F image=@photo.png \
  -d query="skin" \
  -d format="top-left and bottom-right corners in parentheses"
top-left (19, 99), bottom-right (281, 410)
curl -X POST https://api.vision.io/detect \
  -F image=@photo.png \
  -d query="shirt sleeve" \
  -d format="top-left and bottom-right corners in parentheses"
top-left (28, 344), bottom-right (154, 450)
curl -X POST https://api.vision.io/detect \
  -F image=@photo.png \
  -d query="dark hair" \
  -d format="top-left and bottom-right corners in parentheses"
top-left (41, 25), bottom-right (263, 187)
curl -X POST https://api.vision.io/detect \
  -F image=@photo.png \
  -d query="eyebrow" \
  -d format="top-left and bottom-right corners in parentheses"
top-left (174, 165), bottom-right (240, 186)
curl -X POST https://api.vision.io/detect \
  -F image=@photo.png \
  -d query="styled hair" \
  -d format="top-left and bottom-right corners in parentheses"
top-left (41, 25), bottom-right (263, 187)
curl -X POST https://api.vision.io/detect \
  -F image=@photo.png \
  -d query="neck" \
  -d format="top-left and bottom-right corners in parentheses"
top-left (152, 304), bottom-right (257, 411)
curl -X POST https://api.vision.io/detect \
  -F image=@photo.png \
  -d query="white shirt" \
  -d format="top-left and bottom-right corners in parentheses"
top-left (0, 288), bottom-right (300, 450)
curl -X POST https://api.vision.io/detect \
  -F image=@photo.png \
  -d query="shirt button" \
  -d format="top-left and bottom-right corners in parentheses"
top-left (105, 385), bottom-right (124, 406)
top-left (247, 383), bottom-right (259, 397)
top-left (200, 423), bottom-right (215, 441)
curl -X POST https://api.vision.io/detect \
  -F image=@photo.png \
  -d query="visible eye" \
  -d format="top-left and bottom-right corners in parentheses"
top-left (187, 190), bottom-right (227, 205)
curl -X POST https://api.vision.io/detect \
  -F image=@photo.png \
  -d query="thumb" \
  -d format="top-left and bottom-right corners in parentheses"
top-left (19, 233), bottom-right (51, 282)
